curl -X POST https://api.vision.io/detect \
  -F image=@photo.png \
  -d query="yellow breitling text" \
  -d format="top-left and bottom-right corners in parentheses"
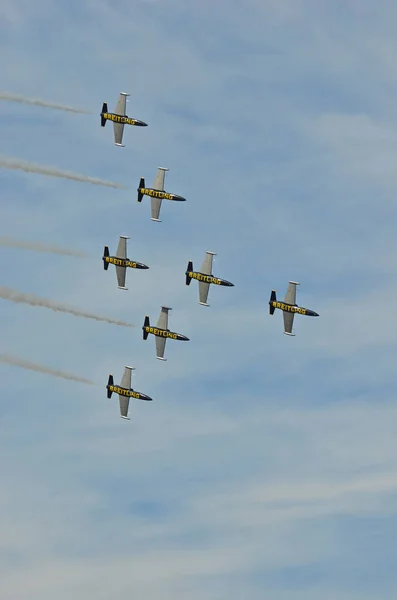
top-left (273, 302), bottom-right (306, 315)
top-left (109, 385), bottom-right (141, 398)
top-left (145, 327), bottom-right (177, 339)
top-left (140, 188), bottom-right (174, 200)
top-left (104, 113), bottom-right (137, 125)
top-left (106, 257), bottom-right (137, 268)
top-left (189, 272), bottom-right (221, 285)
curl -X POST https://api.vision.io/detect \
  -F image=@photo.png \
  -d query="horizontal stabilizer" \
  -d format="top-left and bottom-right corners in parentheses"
top-left (143, 315), bottom-right (150, 339)
top-left (101, 103), bottom-right (107, 127)
top-left (137, 177), bottom-right (145, 202)
top-left (269, 290), bottom-right (276, 315)
top-left (107, 374), bottom-right (114, 398)
top-left (103, 246), bottom-right (109, 270)
top-left (186, 261), bottom-right (193, 285)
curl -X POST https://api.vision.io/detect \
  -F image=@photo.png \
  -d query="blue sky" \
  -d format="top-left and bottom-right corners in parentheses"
top-left (1, 1), bottom-right (397, 598)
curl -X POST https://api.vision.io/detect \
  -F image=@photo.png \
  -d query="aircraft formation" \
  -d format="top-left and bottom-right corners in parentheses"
top-left (2, 90), bottom-right (320, 422)
top-left (98, 91), bottom-right (319, 420)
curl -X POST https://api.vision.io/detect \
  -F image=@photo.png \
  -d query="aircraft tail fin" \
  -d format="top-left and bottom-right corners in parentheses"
top-left (137, 178), bottom-right (145, 202)
top-left (143, 315), bottom-right (150, 339)
top-left (269, 290), bottom-right (276, 315)
top-left (103, 246), bottom-right (109, 270)
top-left (185, 261), bottom-right (193, 285)
top-left (101, 103), bottom-right (108, 127)
top-left (107, 374), bottom-right (114, 398)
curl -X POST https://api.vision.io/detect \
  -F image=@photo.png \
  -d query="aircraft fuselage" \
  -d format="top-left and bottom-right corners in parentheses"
top-left (101, 111), bottom-right (147, 127)
top-left (107, 383), bottom-right (152, 401)
top-left (103, 255), bottom-right (149, 269)
top-left (270, 300), bottom-right (318, 316)
top-left (138, 187), bottom-right (186, 202)
top-left (187, 271), bottom-right (234, 287)
top-left (143, 325), bottom-right (189, 341)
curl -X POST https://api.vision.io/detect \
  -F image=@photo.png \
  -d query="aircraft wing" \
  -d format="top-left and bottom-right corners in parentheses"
top-left (115, 236), bottom-right (129, 290)
top-left (151, 197), bottom-right (162, 222)
top-left (156, 306), bottom-right (170, 330)
top-left (284, 281), bottom-right (299, 305)
top-left (113, 122), bottom-right (125, 146)
top-left (150, 168), bottom-right (168, 221)
top-left (114, 93), bottom-right (128, 116)
top-left (152, 167), bottom-right (168, 190)
top-left (120, 365), bottom-right (133, 389)
top-left (155, 336), bottom-right (167, 361)
top-left (283, 311), bottom-right (295, 336)
top-left (119, 395), bottom-right (130, 419)
top-left (200, 251), bottom-right (216, 275)
top-left (199, 282), bottom-right (210, 306)
top-left (113, 93), bottom-right (129, 146)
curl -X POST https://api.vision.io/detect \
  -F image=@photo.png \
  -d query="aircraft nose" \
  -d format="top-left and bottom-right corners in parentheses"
top-left (137, 120), bottom-right (148, 127)
top-left (180, 335), bottom-right (190, 341)
top-left (141, 393), bottom-right (153, 401)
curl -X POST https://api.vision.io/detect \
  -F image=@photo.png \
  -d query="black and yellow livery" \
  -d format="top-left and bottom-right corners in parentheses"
top-left (142, 307), bottom-right (189, 361)
top-left (103, 235), bottom-right (149, 291)
top-left (102, 246), bottom-right (149, 271)
top-left (100, 105), bottom-right (147, 128)
top-left (106, 366), bottom-right (152, 420)
top-left (100, 92), bottom-right (147, 147)
top-left (137, 167), bottom-right (186, 221)
top-left (185, 251), bottom-right (234, 306)
top-left (185, 263), bottom-right (233, 288)
top-left (137, 180), bottom-right (186, 203)
top-left (269, 282), bottom-right (319, 336)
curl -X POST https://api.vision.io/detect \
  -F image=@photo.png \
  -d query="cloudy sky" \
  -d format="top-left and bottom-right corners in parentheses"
top-left (2, 1), bottom-right (397, 598)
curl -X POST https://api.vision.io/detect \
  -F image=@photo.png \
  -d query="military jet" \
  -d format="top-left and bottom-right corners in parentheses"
top-left (100, 92), bottom-right (147, 147)
top-left (103, 235), bottom-right (149, 290)
top-left (185, 251), bottom-right (234, 306)
top-left (269, 281), bottom-right (319, 336)
top-left (137, 167), bottom-right (186, 222)
top-left (142, 306), bottom-right (189, 360)
top-left (106, 366), bottom-right (152, 420)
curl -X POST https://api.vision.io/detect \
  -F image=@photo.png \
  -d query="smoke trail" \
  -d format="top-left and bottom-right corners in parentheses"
top-left (0, 353), bottom-right (94, 385)
top-left (0, 236), bottom-right (87, 258)
top-left (0, 156), bottom-right (125, 189)
top-left (0, 91), bottom-right (91, 114)
top-left (0, 286), bottom-right (134, 329)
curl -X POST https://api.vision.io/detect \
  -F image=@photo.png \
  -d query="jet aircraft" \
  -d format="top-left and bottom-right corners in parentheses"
top-left (185, 251), bottom-right (234, 306)
top-left (269, 281), bottom-right (319, 336)
top-left (103, 235), bottom-right (149, 290)
top-left (137, 167), bottom-right (186, 222)
top-left (100, 92), bottom-right (147, 147)
top-left (142, 306), bottom-right (189, 360)
top-left (106, 366), bottom-right (153, 420)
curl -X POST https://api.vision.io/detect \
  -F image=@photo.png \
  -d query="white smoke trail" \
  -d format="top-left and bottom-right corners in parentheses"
top-left (0, 236), bottom-right (87, 258)
top-left (0, 156), bottom-right (125, 189)
top-left (0, 286), bottom-right (134, 329)
top-left (0, 91), bottom-right (91, 114)
top-left (0, 353), bottom-right (94, 385)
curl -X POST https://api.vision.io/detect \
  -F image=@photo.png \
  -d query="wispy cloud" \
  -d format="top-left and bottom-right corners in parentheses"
top-left (2, 1), bottom-right (397, 599)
